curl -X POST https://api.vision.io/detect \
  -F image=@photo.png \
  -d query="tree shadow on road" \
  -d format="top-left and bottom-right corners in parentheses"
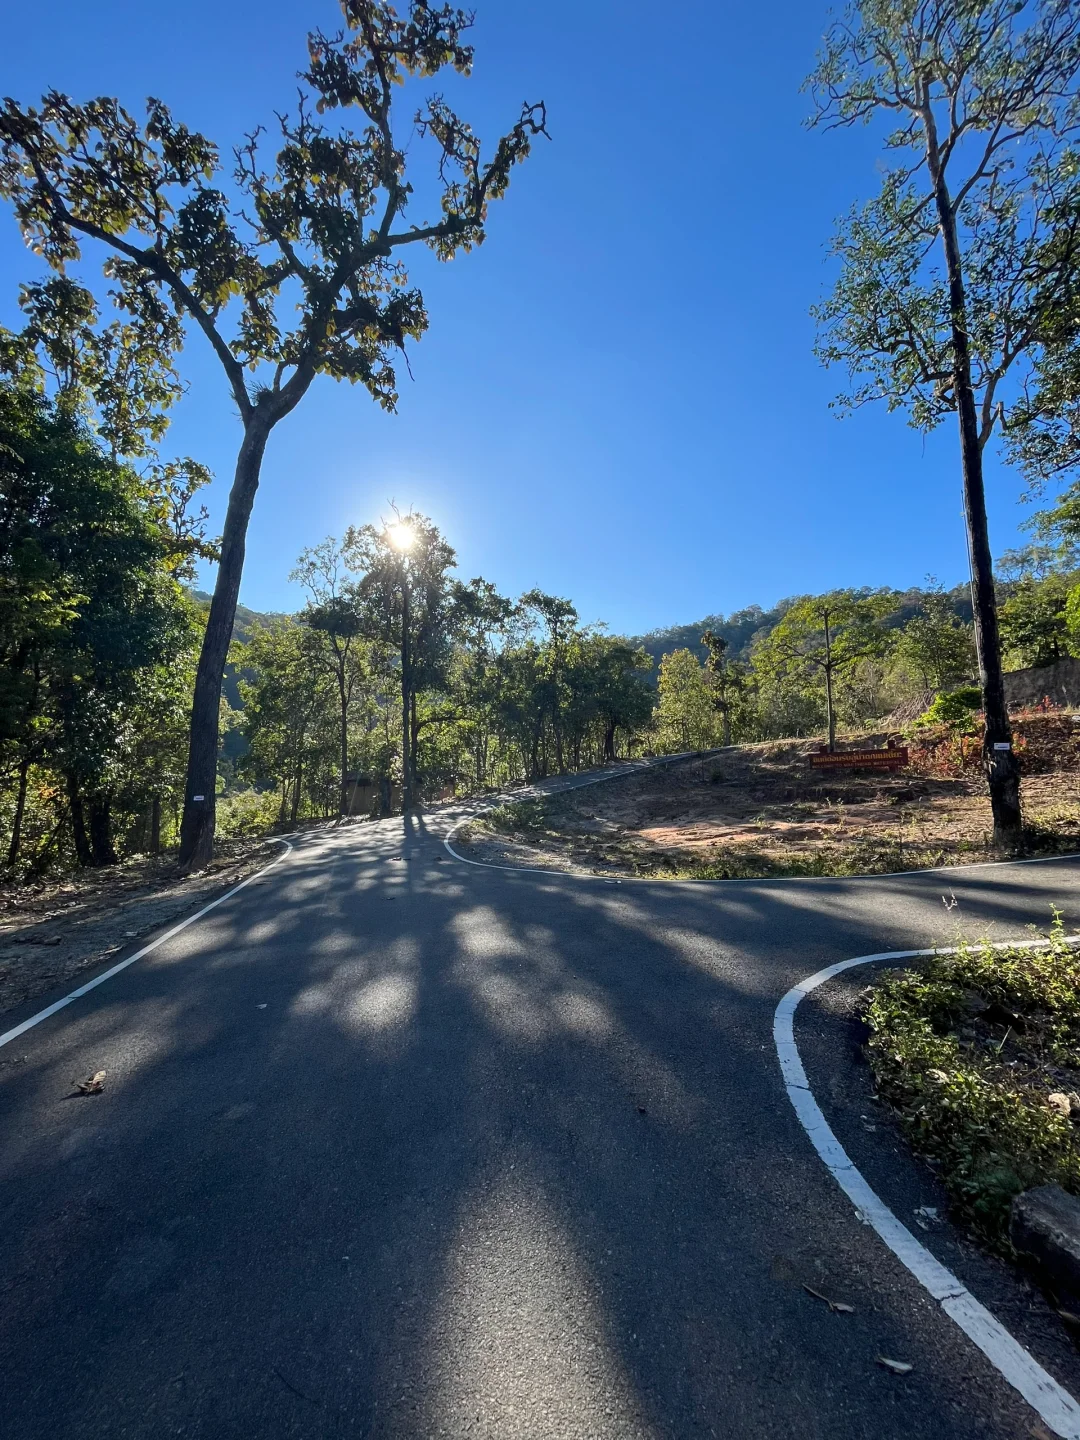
top-left (2, 824), bottom-right (1080, 1439)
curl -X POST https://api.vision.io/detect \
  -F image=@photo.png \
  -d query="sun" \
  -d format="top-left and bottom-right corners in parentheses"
top-left (387, 521), bottom-right (415, 553)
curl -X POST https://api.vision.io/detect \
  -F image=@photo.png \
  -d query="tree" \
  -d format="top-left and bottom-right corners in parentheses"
top-left (234, 618), bottom-right (338, 824)
top-left (653, 649), bottom-right (717, 753)
top-left (0, 1), bottom-right (546, 867)
top-left (999, 573), bottom-right (1074, 667)
top-left (754, 591), bottom-right (894, 750)
top-left (810, 0), bottom-right (1080, 841)
top-left (521, 590), bottom-right (579, 773)
top-left (578, 635), bottom-right (653, 762)
top-left (346, 512), bottom-right (457, 809)
top-left (450, 577), bottom-right (516, 788)
top-left (0, 380), bottom-right (199, 869)
top-left (701, 629), bottom-right (747, 746)
top-left (890, 583), bottom-right (975, 691)
top-left (290, 537), bottom-right (365, 817)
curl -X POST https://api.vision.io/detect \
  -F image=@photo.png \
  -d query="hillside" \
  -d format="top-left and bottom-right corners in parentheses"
top-left (458, 709), bottom-right (1080, 879)
top-left (188, 589), bottom-right (287, 713)
top-left (630, 581), bottom-right (975, 675)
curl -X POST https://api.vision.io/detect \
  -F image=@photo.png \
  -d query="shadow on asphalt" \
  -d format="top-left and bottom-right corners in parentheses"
top-left (2, 817), bottom-right (1080, 1438)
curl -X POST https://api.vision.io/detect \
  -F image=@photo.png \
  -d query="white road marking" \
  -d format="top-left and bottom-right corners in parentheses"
top-left (444, 810), bottom-right (1080, 884)
top-left (775, 937), bottom-right (1080, 1438)
top-left (441, 757), bottom-right (1080, 884)
top-left (0, 839), bottom-right (294, 1052)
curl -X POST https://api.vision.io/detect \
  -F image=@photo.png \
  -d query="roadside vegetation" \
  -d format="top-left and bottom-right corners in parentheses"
top-left (457, 708), bottom-right (1080, 880)
top-left (5, 0), bottom-right (1080, 890)
top-left (864, 915), bottom-right (1080, 1251)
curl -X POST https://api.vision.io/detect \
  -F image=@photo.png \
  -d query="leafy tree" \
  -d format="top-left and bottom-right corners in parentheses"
top-left (809, 0), bottom-right (1080, 841)
top-left (449, 577), bottom-right (516, 788)
top-left (290, 537), bottom-right (367, 816)
top-left (234, 618), bottom-right (338, 824)
top-left (0, 380), bottom-right (198, 869)
top-left (889, 583), bottom-right (975, 691)
top-left (753, 591), bottom-right (894, 750)
top-left (0, 0), bottom-right (546, 866)
top-left (346, 512), bottom-right (457, 809)
top-left (2, 273), bottom-right (184, 460)
top-left (653, 649), bottom-right (718, 753)
top-left (521, 590), bottom-right (579, 773)
top-left (577, 634), bottom-right (653, 763)
top-left (999, 573), bottom-right (1074, 667)
top-left (700, 629), bottom-right (748, 746)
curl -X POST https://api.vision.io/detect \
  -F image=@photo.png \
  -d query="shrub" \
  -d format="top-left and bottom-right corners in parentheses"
top-left (865, 914), bottom-right (1080, 1247)
top-left (215, 788), bottom-right (281, 838)
top-left (914, 685), bottom-right (983, 731)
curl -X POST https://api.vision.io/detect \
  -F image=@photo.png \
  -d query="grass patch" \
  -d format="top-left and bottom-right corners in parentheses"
top-left (678, 840), bottom-right (958, 879)
top-left (865, 913), bottom-right (1080, 1249)
top-left (481, 799), bottom-right (553, 834)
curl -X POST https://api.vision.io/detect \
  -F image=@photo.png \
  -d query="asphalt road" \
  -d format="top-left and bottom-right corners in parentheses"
top-left (5, 784), bottom-right (1080, 1439)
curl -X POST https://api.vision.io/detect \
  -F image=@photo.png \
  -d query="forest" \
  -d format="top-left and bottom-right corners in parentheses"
top-left (4, 0), bottom-right (1080, 875)
top-left (7, 346), bottom-right (1080, 878)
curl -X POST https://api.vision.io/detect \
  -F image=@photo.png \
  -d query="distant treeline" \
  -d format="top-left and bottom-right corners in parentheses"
top-left (631, 582), bottom-right (976, 677)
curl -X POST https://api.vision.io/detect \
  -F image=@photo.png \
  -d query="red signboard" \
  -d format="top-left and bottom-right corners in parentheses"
top-left (809, 747), bottom-right (908, 771)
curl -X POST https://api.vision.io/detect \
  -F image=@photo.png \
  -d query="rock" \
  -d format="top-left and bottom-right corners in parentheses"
top-left (1011, 1185), bottom-right (1080, 1302)
top-left (980, 1000), bottom-right (1025, 1030)
top-left (1049, 1093), bottom-right (1073, 1117)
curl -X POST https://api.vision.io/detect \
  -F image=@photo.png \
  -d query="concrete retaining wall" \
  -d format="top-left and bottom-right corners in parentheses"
top-left (1004, 657), bottom-right (1080, 711)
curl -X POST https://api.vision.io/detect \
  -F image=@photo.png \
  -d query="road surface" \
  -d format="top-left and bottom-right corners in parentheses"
top-left (3, 782), bottom-right (1080, 1439)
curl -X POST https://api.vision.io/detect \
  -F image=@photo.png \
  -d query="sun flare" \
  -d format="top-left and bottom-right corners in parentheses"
top-left (387, 521), bottom-right (416, 552)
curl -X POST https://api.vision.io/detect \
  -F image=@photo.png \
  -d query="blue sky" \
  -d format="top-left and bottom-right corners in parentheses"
top-left (0, 0), bottom-right (1039, 634)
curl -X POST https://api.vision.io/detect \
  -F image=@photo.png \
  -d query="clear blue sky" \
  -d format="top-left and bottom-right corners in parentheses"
top-left (0, 0), bottom-right (1037, 633)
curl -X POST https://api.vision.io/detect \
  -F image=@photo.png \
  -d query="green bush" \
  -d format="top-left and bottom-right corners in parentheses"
top-left (215, 788), bottom-right (281, 838)
top-left (483, 799), bottom-right (550, 834)
top-left (914, 685), bottom-right (983, 730)
top-left (865, 914), bottom-right (1080, 1246)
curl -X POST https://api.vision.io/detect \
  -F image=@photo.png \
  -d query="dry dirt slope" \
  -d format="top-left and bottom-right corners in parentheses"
top-left (459, 714), bottom-right (1080, 878)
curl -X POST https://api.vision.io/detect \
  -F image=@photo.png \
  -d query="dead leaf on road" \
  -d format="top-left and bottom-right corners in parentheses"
top-left (73, 1070), bottom-right (106, 1095)
top-left (803, 1284), bottom-right (855, 1314)
top-left (876, 1356), bottom-right (913, 1375)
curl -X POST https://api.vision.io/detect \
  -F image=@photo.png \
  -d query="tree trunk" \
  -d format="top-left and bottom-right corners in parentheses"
top-left (823, 614), bottom-right (836, 752)
top-left (927, 120), bottom-right (1022, 845)
top-left (67, 777), bottom-right (92, 868)
top-left (400, 576), bottom-right (413, 812)
top-left (603, 718), bottom-right (616, 762)
top-left (410, 691), bottom-right (421, 799)
top-left (337, 661), bottom-right (350, 818)
top-left (291, 762), bottom-right (303, 825)
top-left (88, 795), bottom-right (117, 866)
top-left (178, 419), bottom-right (270, 870)
top-left (7, 752), bottom-right (30, 871)
top-left (149, 795), bottom-right (161, 856)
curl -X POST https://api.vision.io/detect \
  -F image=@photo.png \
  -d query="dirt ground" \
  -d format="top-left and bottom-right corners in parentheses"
top-left (459, 711), bottom-right (1080, 879)
top-left (0, 833), bottom-right (300, 1022)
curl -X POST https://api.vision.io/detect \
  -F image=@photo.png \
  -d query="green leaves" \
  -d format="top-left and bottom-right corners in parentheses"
top-left (0, 382), bottom-right (200, 867)
top-left (810, 1), bottom-right (1080, 447)
top-left (865, 916), bottom-right (1080, 1245)
top-left (0, 3), bottom-right (544, 427)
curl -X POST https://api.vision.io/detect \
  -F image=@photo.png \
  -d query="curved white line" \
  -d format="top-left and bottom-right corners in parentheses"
top-left (444, 805), bottom-right (1080, 888)
top-left (775, 937), bottom-right (1080, 1438)
top-left (0, 837), bottom-right (294, 1052)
